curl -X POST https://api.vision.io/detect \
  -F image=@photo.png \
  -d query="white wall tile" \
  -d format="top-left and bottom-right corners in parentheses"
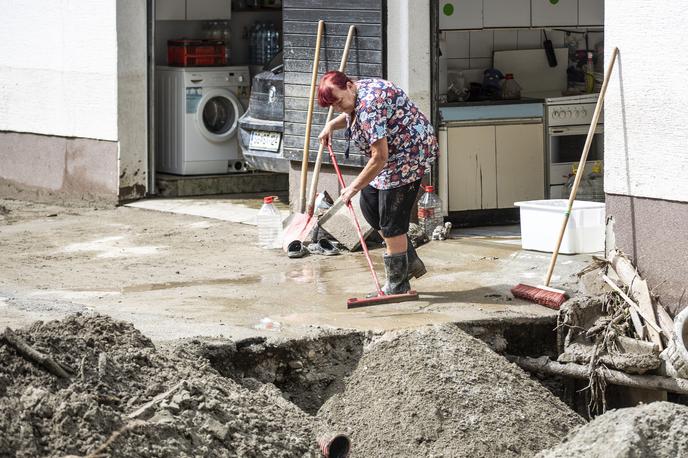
top-left (469, 30), bottom-right (494, 58)
top-left (447, 58), bottom-right (470, 70)
top-left (493, 30), bottom-right (518, 52)
top-left (545, 29), bottom-right (566, 49)
top-left (587, 31), bottom-right (604, 49)
top-left (469, 57), bottom-right (492, 70)
top-left (444, 31), bottom-right (470, 59)
top-left (517, 29), bottom-right (542, 49)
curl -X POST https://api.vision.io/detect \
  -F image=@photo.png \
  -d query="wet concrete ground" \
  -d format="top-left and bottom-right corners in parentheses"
top-left (0, 197), bottom-right (593, 342)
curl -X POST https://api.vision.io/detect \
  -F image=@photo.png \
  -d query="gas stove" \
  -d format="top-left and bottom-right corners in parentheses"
top-left (544, 93), bottom-right (604, 199)
top-left (546, 94), bottom-right (601, 127)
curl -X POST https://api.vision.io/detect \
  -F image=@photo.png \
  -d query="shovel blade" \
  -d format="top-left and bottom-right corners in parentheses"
top-left (282, 212), bottom-right (317, 252)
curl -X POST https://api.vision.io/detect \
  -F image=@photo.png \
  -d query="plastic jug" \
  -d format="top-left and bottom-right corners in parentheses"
top-left (417, 185), bottom-right (444, 239)
top-left (257, 196), bottom-right (283, 249)
top-left (565, 164), bottom-right (594, 201)
top-left (501, 73), bottom-right (521, 100)
top-left (587, 161), bottom-right (604, 202)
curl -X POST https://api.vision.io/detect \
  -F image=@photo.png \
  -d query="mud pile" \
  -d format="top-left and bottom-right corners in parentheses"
top-left (316, 324), bottom-right (584, 457)
top-left (0, 314), bottom-right (318, 457)
top-left (536, 402), bottom-right (688, 458)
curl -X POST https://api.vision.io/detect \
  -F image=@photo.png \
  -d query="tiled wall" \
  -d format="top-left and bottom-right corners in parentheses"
top-left (442, 28), bottom-right (603, 82)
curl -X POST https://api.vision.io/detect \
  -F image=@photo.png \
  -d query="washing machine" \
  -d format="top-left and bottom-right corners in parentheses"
top-left (155, 66), bottom-right (250, 175)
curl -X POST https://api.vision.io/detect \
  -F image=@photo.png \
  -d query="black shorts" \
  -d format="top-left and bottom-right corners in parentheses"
top-left (359, 180), bottom-right (421, 238)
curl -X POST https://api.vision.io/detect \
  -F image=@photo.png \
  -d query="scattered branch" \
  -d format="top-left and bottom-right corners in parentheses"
top-left (1, 327), bottom-right (73, 379)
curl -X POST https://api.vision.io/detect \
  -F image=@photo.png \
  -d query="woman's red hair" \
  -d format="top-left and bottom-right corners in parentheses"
top-left (317, 71), bottom-right (352, 107)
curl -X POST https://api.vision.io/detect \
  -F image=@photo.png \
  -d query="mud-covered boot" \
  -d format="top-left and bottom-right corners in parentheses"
top-left (381, 251), bottom-right (411, 295)
top-left (407, 240), bottom-right (427, 280)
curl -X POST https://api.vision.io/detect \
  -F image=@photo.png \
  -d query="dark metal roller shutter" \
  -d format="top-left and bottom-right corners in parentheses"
top-left (282, 0), bottom-right (385, 168)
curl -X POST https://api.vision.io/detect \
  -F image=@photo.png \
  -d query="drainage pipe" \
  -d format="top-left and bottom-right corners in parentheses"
top-left (318, 433), bottom-right (351, 458)
top-left (509, 355), bottom-right (688, 395)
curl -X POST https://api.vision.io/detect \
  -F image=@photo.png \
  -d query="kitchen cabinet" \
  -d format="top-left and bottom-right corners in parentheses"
top-left (483, 0), bottom-right (531, 28)
top-left (531, 0), bottom-right (578, 27)
top-left (444, 121), bottom-right (544, 212)
top-left (578, 0), bottom-right (604, 26)
top-left (495, 124), bottom-right (545, 207)
top-left (447, 125), bottom-right (497, 211)
top-left (156, 0), bottom-right (186, 20)
top-left (187, 0), bottom-right (231, 20)
top-left (155, 0), bottom-right (231, 21)
top-left (439, 0), bottom-right (483, 30)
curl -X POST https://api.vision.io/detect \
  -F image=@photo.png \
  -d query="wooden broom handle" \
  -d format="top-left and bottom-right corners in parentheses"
top-left (544, 47), bottom-right (619, 286)
top-left (298, 20), bottom-right (325, 213)
top-left (305, 25), bottom-right (356, 216)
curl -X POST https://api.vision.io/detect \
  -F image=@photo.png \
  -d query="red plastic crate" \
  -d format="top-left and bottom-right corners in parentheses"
top-left (167, 39), bottom-right (227, 67)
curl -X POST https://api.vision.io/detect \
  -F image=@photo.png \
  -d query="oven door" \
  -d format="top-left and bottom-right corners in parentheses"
top-left (547, 124), bottom-right (604, 198)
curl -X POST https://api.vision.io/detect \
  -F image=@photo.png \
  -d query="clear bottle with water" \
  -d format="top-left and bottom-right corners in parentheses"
top-left (565, 163), bottom-right (595, 201)
top-left (587, 161), bottom-right (604, 202)
top-left (249, 23), bottom-right (259, 64)
top-left (255, 23), bottom-right (265, 64)
top-left (417, 185), bottom-right (444, 239)
top-left (257, 196), bottom-right (283, 249)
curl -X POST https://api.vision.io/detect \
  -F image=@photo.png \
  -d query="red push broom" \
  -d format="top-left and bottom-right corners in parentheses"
top-left (512, 47), bottom-right (619, 310)
top-left (326, 144), bottom-right (419, 308)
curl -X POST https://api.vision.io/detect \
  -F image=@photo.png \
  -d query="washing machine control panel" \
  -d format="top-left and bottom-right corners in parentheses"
top-left (183, 67), bottom-right (250, 89)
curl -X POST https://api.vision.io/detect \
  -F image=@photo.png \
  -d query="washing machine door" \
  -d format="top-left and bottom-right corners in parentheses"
top-left (195, 88), bottom-right (244, 143)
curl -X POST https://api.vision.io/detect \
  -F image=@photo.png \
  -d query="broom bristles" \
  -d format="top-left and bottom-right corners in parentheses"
top-left (511, 283), bottom-right (567, 310)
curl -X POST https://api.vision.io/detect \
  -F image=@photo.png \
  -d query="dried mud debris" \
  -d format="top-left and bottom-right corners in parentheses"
top-left (536, 402), bottom-right (688, 458)
top-left (0, 314), bottom-right (318, 458)
top-left (316, 324), bottom-right (584, 457)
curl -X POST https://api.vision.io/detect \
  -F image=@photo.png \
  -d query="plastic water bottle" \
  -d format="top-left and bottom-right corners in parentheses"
top-left (265, 24), bottom-right (277, 62)
top-left (565, 163), bottom-right (595, 201)
top-left (417, 185), bottom-right (444, 239)
top-left (588, 161), bottom-right (604, 202)
top-left (256, 23), bottom-right (265, 64)
top-left (249, 24), bottom-right (258, 64)
top-left (257, 196), bottom-right (282, 249)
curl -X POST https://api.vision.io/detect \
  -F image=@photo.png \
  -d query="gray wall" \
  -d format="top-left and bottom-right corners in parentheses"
top-left (607, 194), bottom-right (688, 316)
top-left (0, 132), bottom-right (119, 204)
top-left (117, 0), bottom-right (149, 201)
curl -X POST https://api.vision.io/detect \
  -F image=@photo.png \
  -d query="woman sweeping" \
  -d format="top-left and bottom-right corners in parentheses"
top-left (317, 71), bottom-right (438, 295)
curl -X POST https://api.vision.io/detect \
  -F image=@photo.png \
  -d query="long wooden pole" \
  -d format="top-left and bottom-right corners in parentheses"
top-left (305, 25), bottom-right (356, 217)
top-left (298, 20), bottom-right (325, 213)
top-left (544, 47), bottom-right (619, 286)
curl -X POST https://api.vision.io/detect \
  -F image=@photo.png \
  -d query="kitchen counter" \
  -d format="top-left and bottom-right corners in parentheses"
top-left (440, 97), bottom-right (544, 107)
top-left (440, 101), bottom-right (543, 123)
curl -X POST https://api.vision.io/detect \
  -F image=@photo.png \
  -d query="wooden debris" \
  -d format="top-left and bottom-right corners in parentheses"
top-left (127, 380), bottom-right (187, 420)
top-left (85, 419), bottom-right (148, 458)
top-left (510, 355), bottom-right (688, 394)
top-left (656, 305), bottom-right (675, 341)
top-left (602, 275), bottom-right (663, 336)
top-left (1, 327), bottom-right (73, 379)
top-left (608, 250), bottom-right (666, 348)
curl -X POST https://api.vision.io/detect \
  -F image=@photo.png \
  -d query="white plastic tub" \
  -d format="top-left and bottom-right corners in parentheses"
top-left (514, 199), bottom-right (605, 254)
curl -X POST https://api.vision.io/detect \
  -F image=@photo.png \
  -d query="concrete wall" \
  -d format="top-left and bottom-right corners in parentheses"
top-left (607, 195), bottom-right (688, 315)
top-left (387, 0), bottom-right (431, 116)
top-left (605, 1), bottom-right (688, 313)
top-left (0, 1), bottom-right (149, 203)
top-left (117, 0), bottom-right (149, 201)
top-left (605, 2), bottom-right (688, 202)
top-left (0, 0), bottom-right (118, 140)
top-left (0, 132), bottom-right (118, 203)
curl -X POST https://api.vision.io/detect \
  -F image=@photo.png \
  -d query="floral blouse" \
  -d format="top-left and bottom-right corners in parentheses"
top-left (347, 78), bottom-right (438, 190)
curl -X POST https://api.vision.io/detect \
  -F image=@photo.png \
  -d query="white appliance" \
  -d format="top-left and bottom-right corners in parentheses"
top-left (155, 66), bottom-right (250, 175)
top-left (545, 94), bottom-right (604, 199)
